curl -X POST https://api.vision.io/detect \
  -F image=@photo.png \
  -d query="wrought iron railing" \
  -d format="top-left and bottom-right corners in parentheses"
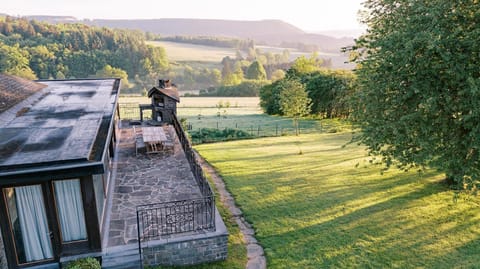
top-left (171, 112), bottom-right (214, 197)
top-left (136, 196), bottom-right (215, 241)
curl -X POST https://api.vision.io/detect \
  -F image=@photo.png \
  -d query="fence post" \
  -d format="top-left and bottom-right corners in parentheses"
top-left (276, 124), bottom-right (278, 136)
top-left (257, 126), bottom-right (260, 136)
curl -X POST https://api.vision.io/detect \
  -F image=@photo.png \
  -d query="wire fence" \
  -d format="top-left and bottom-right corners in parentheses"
top-left (186, 119), bottom-right (352, 137)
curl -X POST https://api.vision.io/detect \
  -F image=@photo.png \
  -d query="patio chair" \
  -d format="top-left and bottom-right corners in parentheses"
top-left (163, 126), bottom-right (175, 153)
top-left (133, 126), bottom-right (145, 156)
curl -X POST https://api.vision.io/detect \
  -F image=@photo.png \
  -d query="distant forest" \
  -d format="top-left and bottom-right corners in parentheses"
top-left (0, 16), bottom-right (168, 90)
top-left (0, 16), bottom-right (333, 96)
top-left (158, 36), bottom-right (255, 51)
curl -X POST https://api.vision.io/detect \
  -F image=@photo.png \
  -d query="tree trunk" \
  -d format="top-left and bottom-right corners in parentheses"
top-left (294, 118), bottom-right (299, 136)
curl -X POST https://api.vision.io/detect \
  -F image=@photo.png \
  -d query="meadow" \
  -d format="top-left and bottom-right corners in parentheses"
top-left (175, 97), bottom-right (350, 138)
top-left (119, 97), bottom-right (351, 138)
top-left (146, 41), bottom-right (351, 69)
top-left (195, 133), bottom-right (480, 268)
top-left (147, 41), bottom-right (237, 62)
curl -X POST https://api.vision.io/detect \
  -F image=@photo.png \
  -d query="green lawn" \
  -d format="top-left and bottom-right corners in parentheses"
top-left (195, 132), bottom-right (480, 268)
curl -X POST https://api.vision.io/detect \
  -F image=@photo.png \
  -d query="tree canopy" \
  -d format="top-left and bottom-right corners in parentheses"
top-left (351, 0), bottom-right (480, 188)
top-left (246, 60), bottom-right (267, 80)
top-left (278, 78), bottom-right (312, 136)
top-left (0, 16), bottom-right (169, 82)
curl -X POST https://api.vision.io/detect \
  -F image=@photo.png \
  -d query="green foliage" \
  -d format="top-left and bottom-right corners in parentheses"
top-left (221, 57), bottom-right (242, 86)
top-left (278, 78), bottom-right (312, 135)
top-left (189, 128), bottom-right (252, 144)
top-left (246, 60), bottom-right (267, 80)
top-left (199, 80), bottom-right (269, 97)
top-left (351, 0), bottom-right (480, 188)
top-left (158, 35), bottom-right (254, 51)
top-left (95, 65), bottom-right (130, 89)
top-left (0, 42), bottom-right (37, 79)
top-left (0, 17), bottom-right (168, 81)
top-left (259, 80), bottom-right (282, 115)
top-left (270, 69), bottom-right (285, 81)
top-left (305, 69), bottom-right (355, 118)
top-left (196, 133), bottom-right (480, 268)
top-left (288, 53), bottom-right (322, 76)
top-left (65, 257), bottom-right (101, 269)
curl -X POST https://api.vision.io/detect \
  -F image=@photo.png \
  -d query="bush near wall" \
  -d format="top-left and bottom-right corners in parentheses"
top-left (64, 257), bottom-right (101, 269)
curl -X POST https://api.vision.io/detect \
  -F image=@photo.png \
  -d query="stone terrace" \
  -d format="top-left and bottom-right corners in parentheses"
top-left (106, 125), bottom-right (202, 247)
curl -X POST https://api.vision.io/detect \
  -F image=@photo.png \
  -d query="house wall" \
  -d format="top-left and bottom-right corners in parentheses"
top-left (0, 232), bottom-right (6, 269)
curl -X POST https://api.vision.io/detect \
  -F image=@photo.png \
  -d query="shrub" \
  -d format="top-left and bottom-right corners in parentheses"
top-left (189, 128), bottom-right (252, 144)
top-left (64, 257), bottom-right (101, 269)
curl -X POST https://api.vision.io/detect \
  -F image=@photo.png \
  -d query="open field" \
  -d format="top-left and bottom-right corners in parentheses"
top-left (195, 133), bottom-right (480, 268)
top-left (147, 41), bottom-right (352, 69)
top-left (147, 41), bottom-right (237, 62)
top-left (118, 97), bottom-right (351, 137)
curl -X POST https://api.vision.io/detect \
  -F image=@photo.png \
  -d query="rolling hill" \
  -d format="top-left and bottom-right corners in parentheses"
top-left (26, 16), bottom-right (354, 53)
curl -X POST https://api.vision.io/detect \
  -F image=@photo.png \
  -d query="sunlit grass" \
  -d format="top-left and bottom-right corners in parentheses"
top-left (195, 132), bottom-right (480, 268)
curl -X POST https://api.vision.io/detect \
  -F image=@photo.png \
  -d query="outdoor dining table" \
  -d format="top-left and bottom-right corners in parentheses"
top-left (141, 126), bottom-right (168, 153)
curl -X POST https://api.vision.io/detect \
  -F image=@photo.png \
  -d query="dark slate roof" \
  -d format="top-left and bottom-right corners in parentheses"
top-left (0, 79), bottom-right (120, 175)
top-left (0, 73), bottom-right (47, 113)
top-left (147, 86), bottom-right (180, 102)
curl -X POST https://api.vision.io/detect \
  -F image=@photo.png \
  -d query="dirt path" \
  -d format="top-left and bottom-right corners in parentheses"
top-left (196, 153), bottom-right (267, 269)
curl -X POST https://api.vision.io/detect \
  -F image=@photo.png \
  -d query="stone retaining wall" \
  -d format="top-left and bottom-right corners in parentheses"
top-left (143, 234), bottom-right (228, 266)
top-left (0, 233), bottom-right (7, 269)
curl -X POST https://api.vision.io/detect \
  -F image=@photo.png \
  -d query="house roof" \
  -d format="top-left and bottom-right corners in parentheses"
top-left (0, 73), bottom-right (47, 113)
top-left (0, 78), bottom-right (120, 180)
top-left (148, 86), bottom-right (180, 102)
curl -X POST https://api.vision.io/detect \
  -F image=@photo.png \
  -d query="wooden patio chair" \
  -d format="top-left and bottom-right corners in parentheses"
top-left (162, 126), bottom-right (175, 153)
top-left (133, 126), bottom-right (145, 156)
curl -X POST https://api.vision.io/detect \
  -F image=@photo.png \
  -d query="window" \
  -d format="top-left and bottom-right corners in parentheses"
top-left (53, 179), bottom-right (87, 242)
top-left (4, 186), bottom-right (53, 264)
top-left (93, 174), bottom-right (105, 223)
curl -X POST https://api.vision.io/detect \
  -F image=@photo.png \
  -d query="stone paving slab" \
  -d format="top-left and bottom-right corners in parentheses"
top-left (107, 126), bottom-right (202, 246)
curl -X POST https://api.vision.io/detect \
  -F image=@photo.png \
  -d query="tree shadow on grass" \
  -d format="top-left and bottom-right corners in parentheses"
top-left (253, 178), bottom-right (480, 268)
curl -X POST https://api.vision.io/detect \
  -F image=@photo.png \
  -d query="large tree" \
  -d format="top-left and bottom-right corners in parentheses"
top-left (351, 0), bottom-right (480, 187)
top-left (279, 78), bottom-right (312, 136)
top-left (246, 60), bottom-right (267, 80)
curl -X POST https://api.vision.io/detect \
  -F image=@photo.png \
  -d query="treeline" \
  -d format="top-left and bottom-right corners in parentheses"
top-left (279, 41), bottom-right (320, 53)
top-left (260, 55), bottom-right (355, 119)
top-left (0, 16), bottom-right (168, 84)
top-left (158, 36), bottom-right (254, 51)
top-left (191, 80), bottom-right (269, 97)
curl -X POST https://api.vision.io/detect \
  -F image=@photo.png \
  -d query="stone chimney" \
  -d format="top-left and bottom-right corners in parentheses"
top-left (158, 79), bottom-right (171, 89)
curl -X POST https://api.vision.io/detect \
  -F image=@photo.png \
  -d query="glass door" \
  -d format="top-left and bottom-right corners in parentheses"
top-left (4, 185), bottom-right (54, 265)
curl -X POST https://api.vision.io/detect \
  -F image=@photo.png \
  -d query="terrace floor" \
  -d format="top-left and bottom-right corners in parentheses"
top-left (105, 124), bottom-right (202, 247)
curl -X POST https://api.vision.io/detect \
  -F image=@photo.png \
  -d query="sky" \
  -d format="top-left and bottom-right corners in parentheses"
top-left (2, 0), bottom-right (365, 33)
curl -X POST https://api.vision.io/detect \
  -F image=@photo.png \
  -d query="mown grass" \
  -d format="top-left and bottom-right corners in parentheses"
top-left (195, 132), bottom-right (480, 268)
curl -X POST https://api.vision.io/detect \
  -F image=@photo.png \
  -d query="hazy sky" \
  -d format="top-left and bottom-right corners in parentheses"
top-left (2, 0), bottom-right (365, 33)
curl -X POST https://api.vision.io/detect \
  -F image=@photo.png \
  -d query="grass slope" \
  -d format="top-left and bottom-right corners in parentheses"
top-left (195, 132), bottom-right (480, 268)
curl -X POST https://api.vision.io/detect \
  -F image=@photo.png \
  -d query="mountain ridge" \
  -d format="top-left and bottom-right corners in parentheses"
top-left (24, 16), bottom-right (354, 53)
